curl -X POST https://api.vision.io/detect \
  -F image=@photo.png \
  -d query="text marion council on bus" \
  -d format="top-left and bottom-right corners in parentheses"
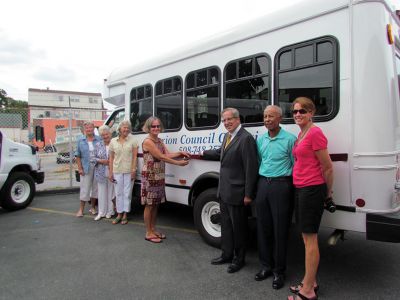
top-left (160, 130), bottom-right (265, 154)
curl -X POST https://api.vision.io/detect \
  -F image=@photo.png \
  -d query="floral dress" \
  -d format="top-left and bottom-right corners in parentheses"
top-left (141, 138), bottom-right (166, 205)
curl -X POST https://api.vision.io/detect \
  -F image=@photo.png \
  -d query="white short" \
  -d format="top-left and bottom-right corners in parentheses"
top-left (79, 165), bottom-right (98, 201)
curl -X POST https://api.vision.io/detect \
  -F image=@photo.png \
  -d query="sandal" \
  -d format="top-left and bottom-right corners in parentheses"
top-left (155, 232), bottom-right (166, 239)
top-left (121, 218), bottom-right (128, 225)
top-left (145, 236), bottom-right (162, 243)
top-left (288, 293), bottom-right (318, 300)
top-left (290, 283), bottom-right (319, 294)
top-left (112, 216), bottom-right (121, 224)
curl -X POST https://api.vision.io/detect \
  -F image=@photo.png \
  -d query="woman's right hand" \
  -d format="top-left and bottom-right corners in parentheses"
top-left (78, 168), bottom-right (84, 176)
top-left (177, 159), bottom-right (189, 167)
top-left (109, 174), bottom-right (114, 182)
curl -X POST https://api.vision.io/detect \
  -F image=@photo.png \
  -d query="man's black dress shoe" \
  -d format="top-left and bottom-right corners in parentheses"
top-left (227, 262), bottom-right (244, 273)
top-left (211, 256), bottom-right (232, 265)
top-left (272, 274), bottom-right (285, 290)
top-left (254, 269), bottom-right (273, 281)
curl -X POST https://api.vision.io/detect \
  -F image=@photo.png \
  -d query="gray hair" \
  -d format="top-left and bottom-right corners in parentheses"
top-left (142, 116), bottom-right (164, 133)
top-left (117, 120), bottom-right (132, 134)
top-left (98, 125), bottom-right (111, 136)
top-left (221, 107), bottom-right (240, 118)
top-left (264, 105), bottom-right (283, 117)
top-left (83, 121), bottom-right (94, 127)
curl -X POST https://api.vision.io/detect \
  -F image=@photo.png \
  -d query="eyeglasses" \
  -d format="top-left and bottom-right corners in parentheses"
top-left (292, 109), bottom-right (308, 115)
top-left (151, 125), bottom-right (161, 128)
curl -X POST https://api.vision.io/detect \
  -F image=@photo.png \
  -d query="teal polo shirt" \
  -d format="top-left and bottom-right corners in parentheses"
top-left (257, 127), bottom-right (297, 178)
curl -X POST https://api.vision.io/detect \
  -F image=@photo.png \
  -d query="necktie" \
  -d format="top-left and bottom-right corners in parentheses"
top-left (225, 134), bottom-right (232, 149)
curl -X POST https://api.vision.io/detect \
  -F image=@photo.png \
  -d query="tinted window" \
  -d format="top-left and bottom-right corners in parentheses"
top-left (295, 45), bottom-right (313, 67)
top-left (224, 54), bottom-right (271, 124)
top-left (275, 37), bottom-right (338, 121)
top-left (255, 56), bottom-right (268, 75)
top-left (155, 77), bottom-right (182, 131)
top-left (185, 67), bottom-right (220, 128)
top-left (279, 51), bottom-right (292, 70)
top-left (226, 62), bottom-right (236, 80)
top-left (156, 82), bottom-right (162, 96)
top-left (107, 109), bottom-right (126, 137)
top-left (130, 84), bottom-right (153, 132)
top-left (239, 58), bottom-right (253, 78)
top-left (317, 42), bottom-right (333, 62)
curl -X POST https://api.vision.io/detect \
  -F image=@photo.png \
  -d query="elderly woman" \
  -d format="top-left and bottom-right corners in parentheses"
top-left (288, 97), bottom-right (333, 300)
top-left (141, 117), bottom-right (190, 243)
top-left (76, 121), bottom-right (101, 217)
top-left (108, 120), bottom-right (138, 225)
top-left (94, 125), bottom-right (115, 221)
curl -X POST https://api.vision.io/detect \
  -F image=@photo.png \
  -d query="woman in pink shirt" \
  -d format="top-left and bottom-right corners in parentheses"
top-left (288, 97), bottom-right (333, 300)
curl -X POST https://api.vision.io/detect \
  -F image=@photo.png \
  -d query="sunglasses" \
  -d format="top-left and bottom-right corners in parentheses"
top-left (151, 125), bottom-right (161, 128)
top-left (292, 109), bottom-right (308, 115)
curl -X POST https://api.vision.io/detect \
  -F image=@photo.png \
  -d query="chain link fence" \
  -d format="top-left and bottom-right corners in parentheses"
top-left (1, 107), bottom-right (113, 191)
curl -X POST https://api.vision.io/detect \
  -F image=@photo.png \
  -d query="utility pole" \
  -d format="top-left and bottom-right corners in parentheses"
top-left (68, 96), bottom-right (73, 188)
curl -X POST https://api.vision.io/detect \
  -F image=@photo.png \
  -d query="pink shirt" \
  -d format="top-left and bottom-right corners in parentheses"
top-left (293, 126), bottom-right (327, 188)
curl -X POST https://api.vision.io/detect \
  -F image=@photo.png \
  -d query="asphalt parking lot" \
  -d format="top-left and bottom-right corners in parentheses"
top-left (1, 193), bottom-right (400, 300)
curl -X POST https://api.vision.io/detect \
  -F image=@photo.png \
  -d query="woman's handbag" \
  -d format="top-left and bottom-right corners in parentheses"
top-left (75, 170), bottom-right (80, 182)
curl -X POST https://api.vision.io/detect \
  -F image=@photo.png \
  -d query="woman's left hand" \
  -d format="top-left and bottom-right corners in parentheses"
top-left (180, 151), bottom-right (191, 159)
top-left (131, 169), bottom-right (136, 181)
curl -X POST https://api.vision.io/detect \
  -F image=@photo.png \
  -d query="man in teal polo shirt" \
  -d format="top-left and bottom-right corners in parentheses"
top-left (254, 105), bottom-right (296, 290)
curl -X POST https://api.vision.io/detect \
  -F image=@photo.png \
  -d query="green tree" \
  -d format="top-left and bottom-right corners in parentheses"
top-left (0, 89), bottom-right (28, 128)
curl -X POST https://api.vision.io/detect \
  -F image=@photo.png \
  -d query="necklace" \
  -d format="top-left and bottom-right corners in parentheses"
top-left (298, 123), bottom-right (313, 143)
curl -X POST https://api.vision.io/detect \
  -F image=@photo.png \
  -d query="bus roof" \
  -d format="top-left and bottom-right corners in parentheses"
top-left (105, 0), bottom-right (397, 86)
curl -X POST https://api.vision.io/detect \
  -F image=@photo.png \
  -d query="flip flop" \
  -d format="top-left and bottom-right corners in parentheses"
top-left (155, 232), bottom-right (166, 239)
top-left (290, 283), bottom-right (319, 294)
top-left (145, 236), bottom-right (162, 243)
top-left (288, 292), bottom-right (318, 300)
top-left (76, 212), bottom-right (84, 217)
top-left (121, 218), bottom-right (128, 225)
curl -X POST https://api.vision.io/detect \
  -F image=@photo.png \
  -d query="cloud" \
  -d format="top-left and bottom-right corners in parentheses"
top-left (0, 31), bottom-right (46, 65)
top-left (33, 66), bottom-right (76, 82)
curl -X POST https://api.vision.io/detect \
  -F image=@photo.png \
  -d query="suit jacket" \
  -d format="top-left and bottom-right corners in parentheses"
top-left (203, 127), bottom-right (258, 206)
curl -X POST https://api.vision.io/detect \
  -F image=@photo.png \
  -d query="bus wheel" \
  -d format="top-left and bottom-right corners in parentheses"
top-left (1, 172), bottom-right (35, 211)
top-left (193, 187), bottom-right (221, 248)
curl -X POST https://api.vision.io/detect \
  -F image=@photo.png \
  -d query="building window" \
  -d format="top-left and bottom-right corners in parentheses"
top-left (70, 96), bottom-right (80, 102)
top-left (224, 54), bottom-right (271, 124)
top-left (130, 84), bottom-right (153, 132)
top-left (185, 66), bottom-right (220, 129)
top-left (274, 36), bottom-right (339, 122)
top-left (155, 76), bottom-right (182, 131)
top-left (89, 97), bottom-right (94, 103)
top-left (58, 96), bottom-right (64, 101)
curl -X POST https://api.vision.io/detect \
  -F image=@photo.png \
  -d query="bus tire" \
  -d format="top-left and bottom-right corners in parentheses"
top-left (0, 172), bottom-right (35, 211)
top-left (193, 187), bottom-right (221, 248)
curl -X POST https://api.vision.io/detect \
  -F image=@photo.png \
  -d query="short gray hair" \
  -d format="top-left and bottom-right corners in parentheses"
top-left (264, 105), bottom-right (283, 117)
top-left (117, 120), bottom-right (132, 134)
top-left (83, 121), bottom-right (94, 127)
top-left (98, 125), bottom-right (111, 135)
top-left (221, 107), bottom-right (240, 119)
top-left (142, 116), bottom-right (164, 133)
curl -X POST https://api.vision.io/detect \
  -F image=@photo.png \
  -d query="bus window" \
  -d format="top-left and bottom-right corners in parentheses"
top-left (130, 84), bottom-right (153, 132)
top-left (275, 36), bottom-right (339, 122)
top-left (155, 76), bottom-right (182, 131)
top-left (185, 67), bottom-right (220, 129)
top-left (107, 109), bottom-right (125, 137)
top-left (224, 54), bottom-right (271, 125)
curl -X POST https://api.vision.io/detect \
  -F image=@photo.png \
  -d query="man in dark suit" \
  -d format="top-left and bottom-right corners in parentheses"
top-left (202, 107), bottom-right (258, 273)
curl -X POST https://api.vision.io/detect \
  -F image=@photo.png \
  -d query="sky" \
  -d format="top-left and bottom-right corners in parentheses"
top-left (1, 0), bottom-right (400, 107)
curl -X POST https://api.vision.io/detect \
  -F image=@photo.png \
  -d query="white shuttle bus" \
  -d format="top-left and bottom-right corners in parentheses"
top-left (103, 0), bottom-right (400, 247)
